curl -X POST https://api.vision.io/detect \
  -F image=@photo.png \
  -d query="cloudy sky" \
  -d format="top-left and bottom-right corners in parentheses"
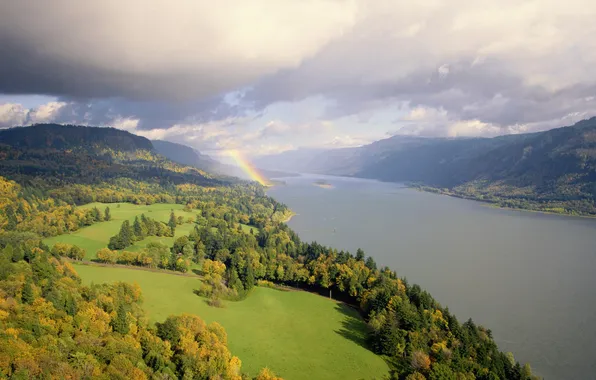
top-left (1, 0), bottom-right (596, 156)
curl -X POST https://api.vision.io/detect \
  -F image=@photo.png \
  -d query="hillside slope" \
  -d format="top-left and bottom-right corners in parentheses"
top-left (152, 139), bottom-right (221, 172)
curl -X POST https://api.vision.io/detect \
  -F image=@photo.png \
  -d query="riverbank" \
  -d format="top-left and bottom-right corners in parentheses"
top-left (282, 211), bottom-right (296, 223)
top-left (412, 184), bottom-right (596, 219)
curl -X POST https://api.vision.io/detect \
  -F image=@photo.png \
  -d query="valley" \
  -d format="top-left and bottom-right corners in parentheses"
top-left (0, 124), bottom-right (541, 379)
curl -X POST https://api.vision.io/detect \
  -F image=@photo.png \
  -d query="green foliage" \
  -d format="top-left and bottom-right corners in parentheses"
top-left (21, 279), bottom-right (34, 304)
top-left (111, 304), bottom-right (130, 334)
top-left (108, 216), bottom-right (172, 250)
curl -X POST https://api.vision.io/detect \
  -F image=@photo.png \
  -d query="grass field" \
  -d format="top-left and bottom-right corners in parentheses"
top-left (44, 203), bottom-right (197, 259)
top-left (74, 264), bottom-right (389, 380)
top-left (240, 223), bottom-right (256, 234)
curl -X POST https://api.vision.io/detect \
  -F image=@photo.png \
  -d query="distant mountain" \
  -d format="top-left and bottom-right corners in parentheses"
top-left (254, 137), bottom-right (447, 175)
top-left (354, 118), bottom-right (596, 188)
top-left (254, 148), bottom-right (329, 173)
top-left (0, 123), bottom-right (153, 152)
top-left (154, 139), bottom-right (299, 180)
top-left (152, 140), bottom-right (221, 172)
top-left (258, 117), bottom-right (596, 215)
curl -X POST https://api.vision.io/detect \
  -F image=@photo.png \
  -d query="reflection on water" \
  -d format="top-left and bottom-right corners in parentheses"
top-left (268, 173), bottom-right (596, 379)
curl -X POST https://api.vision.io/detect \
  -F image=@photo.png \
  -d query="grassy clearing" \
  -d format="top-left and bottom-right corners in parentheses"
top-left (239, 223), bottom-right (256, 234)
top-left (44, 203), bottom-right (196, 259)
top-left (74, 264), bottom-right (389, 380)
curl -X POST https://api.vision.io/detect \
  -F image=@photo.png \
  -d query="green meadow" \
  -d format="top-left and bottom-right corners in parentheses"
top-left (44, 203), bottom-right (197, 259)
top-left (74, 264), bottom-right (389, 380)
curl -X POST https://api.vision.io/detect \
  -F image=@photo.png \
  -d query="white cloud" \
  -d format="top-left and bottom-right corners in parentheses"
top-left (27, 102), bottom-right (67, 124)
top-left (0, 103), bottom-right (28, 128)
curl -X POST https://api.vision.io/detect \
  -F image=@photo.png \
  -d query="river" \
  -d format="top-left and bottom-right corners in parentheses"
top-left (267, 173), bottom-right (596, 379)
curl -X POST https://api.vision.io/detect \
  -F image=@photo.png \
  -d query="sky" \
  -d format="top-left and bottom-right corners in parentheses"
top-left (1, 0), bottom-right (596, 157)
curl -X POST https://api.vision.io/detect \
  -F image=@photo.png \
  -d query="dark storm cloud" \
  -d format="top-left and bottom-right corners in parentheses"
top-left (2, 0), bottom-right (596, 139)
top-left (0, 0), bottom-right (356, 101)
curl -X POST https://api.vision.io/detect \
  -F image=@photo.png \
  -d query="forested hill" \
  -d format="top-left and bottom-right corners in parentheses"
top-left (0, 124), bottom-right (239, 189)
top-left (258, 117), bottom-right (596, 215)
top-left (0, 123), bottom-right (153, 152)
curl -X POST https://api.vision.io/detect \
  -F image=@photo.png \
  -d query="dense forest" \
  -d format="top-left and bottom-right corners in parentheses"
top-left (256, 117), bottom-right (596, 216)
top-left (0, 124), bottom-right (538, 379)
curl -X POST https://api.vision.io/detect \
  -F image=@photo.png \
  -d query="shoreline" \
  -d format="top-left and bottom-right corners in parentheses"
top-left (412, 186), bottom-right (596, 220)
top-left (282, 211), bottom-right (296, 223)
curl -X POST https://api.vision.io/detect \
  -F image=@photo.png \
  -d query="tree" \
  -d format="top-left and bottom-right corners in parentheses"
top-left (168, 211), bottom-right (177, 234)
top-left (111, 304), bottom-right (130, 334)
top-left (108, 235), bottom-right (124, 250)
top-left (11, 245), bottom-right (24, 262)
top-left (228, 268), bottom-right (243, 293)
top-left (51, 242), bottom-right (73, 257)
top-left (133, 216), bottom-right (146, 240)
top-left (172, 236), bottom-right (190, 255)
top-left (96, 248), bottom-right (117, 264)
top-left (5, 205), bottom-right (17, 230)
top-left (174, 258), bottom-right (190, 273)
top-left (203, 259), bottom-right (226, 288)
top-left (356, 248), bottom-right (365, 261)
top-left (21, 280), bottom-right (35, 304)
top-left (255, 367), bottom-right (283, 380)
top-left (109, 220), bottom-right (135, 250)
top-left (365, 256), bottom-right (377, 270)
top-left (104, 206), bottom-right (111, 221)
top-left (429, 363), bottom-right (456, 380)
top-left (92, 207), bottom-right (102, 222)
top-left (411, 351), bottom-right (431, 372)
top-left (69, 245), bottom-right (86, 261)
top-left (244, 261), bottom-right (255, 291)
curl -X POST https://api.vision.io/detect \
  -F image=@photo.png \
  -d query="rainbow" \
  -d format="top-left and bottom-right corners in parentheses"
top-left (227, 150), bottom-right (272, 187)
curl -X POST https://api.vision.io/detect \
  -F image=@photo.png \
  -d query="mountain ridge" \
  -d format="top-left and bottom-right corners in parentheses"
top-left (0, 123), bottom-right (154, 152)
top-left (256, 117), bottom-right (596, 215)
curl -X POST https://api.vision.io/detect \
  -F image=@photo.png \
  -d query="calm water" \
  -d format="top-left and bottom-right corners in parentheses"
top-left (268, 174), bottom-right (596, 380)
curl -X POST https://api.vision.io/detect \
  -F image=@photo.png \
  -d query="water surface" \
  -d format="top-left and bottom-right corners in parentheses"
top-left (268, 174), bottom-right (596, 379)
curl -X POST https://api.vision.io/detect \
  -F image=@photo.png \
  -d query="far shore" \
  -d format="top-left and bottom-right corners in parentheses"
top-left (412, 185), bottom-right (596, 219)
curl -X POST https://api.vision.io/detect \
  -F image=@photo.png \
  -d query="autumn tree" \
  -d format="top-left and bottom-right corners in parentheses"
top-left (96, 248), bottom-right (118, 264)
top-left (411, 351), bottom-right (431, 372)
